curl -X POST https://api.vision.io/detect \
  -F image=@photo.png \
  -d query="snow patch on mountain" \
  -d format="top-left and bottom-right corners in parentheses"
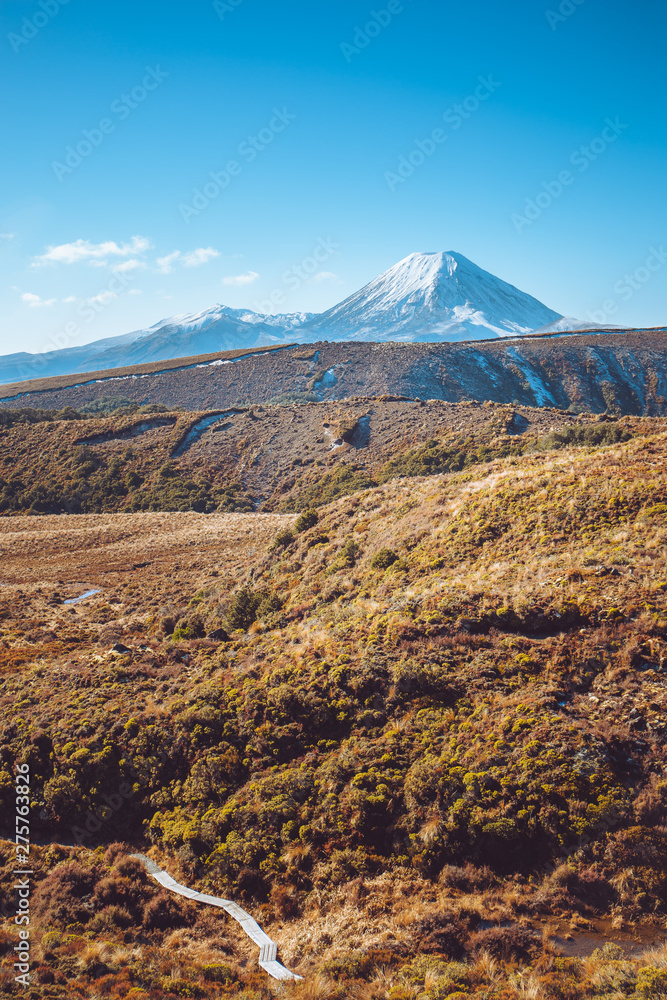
top-left (532, 317), bottom-right (623, 335)
top-left (218, 307), bottom-right (315, 329)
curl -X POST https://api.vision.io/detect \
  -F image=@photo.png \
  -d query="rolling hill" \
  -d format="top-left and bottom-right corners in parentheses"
top-left (1, 328), bottom-right (666, 417)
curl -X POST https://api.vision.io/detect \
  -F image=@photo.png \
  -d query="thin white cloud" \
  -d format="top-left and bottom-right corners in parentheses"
top-left (127, 288), bottom-right (142, 295)
top-left (182, 247), bottom-right (220, 267)
top-left (21, 292), bottom-right (57, 308)
top-left (0, 232), bottom-right (15, 242)
top-left (112, 258), bottom-right (146, 274)
top-left (33, 235), bottom-right (151, 266)
top-left (156, 251), bottom-right (182, 274)
top-left (87, 290), bottom-right (117, 306)
top-left (60, 290), bottom-right (125, 308)
top-left (156, 247), bottom-right (220, 273)
top-left (222, 270), bottom-right (259, 287)
top-left (311, 271), bottom-right (340, 282)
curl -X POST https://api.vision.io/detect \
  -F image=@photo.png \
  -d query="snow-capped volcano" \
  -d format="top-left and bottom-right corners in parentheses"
top-left (1, 251), bottom-right (574, 386)
top-left (298, 251), bottom-right (562, 343)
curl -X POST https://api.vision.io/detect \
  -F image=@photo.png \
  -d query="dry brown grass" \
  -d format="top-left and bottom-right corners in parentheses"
top-left (0, 509), bottom-right (290, 585)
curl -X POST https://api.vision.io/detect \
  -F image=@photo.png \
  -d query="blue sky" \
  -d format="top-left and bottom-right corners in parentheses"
top-left (1, 0), bottom-right (665, 355)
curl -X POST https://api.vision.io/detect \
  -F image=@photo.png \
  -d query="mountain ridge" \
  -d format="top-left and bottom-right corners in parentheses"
top-left (2, 328), bottom-right (666, 417)
top-left (5, 251), bottom-right (572, 386)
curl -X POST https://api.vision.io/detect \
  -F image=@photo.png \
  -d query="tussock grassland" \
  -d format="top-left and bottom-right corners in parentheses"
top-left (1, 423), bottom-right (667, 996)
top-left (0, 510), bottom-right (288, 585)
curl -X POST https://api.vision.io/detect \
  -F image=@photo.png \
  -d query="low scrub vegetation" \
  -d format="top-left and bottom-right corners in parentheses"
top-left (1, 420), bottom-right (667, 996)
top-left (0, 410), bottom-right (255, 515)
top-left (0, 401), bottom-right (645, 519)
top-left (379, 420), bottom-right (634, 484)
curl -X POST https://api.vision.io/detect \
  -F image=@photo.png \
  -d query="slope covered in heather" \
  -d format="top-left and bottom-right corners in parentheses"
top-left (1, 423), bottom-right (667, 997)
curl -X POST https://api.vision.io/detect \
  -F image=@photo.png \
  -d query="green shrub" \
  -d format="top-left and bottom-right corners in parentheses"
top-left (320, 951), bottom-right (376, 981)
top-left (172, 623), bottom-right (193, 641)
top-left (257, 593), bottom-right (283, 618)
top-left (225, 588), bottom-right (282, 631)
top-left (286, 465), bottom-right (377, 511)
top-left (272, 527), bottom-right (294, 549)
top-left (379, 436), bottom-right (522, 483)
top-left (226, 588), bottom-right (262, 631)
top-left (377, 422), bottom-right (633, 488)
top-left (79, 396), bottom-right (139, 416)
top-left (371, 548), bottom-right (399, 570)
top-left (202, 964), bottom-right (235, 983)
top-left (0, 452), bottom-right (254, 515)
top-left (158, 977), bottom-right (205, 998)
top-left (330, 538), bottom-right (360, 572)
top-left (636, 967), bottom-right (667, 999)
top-left (172, 614), bottom-right (205, 641)
top-left (295, 509), bottom-right (318, 533)
top-left (538, 422), bottom-right (632, 451)
top-left (0, 406), bottom-right (84, 426)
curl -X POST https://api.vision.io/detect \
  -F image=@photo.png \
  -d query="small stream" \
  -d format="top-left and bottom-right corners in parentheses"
top-left (537, 916), bottom-right (664, 958)
top-left (64, 589), bottom-right (101, 605)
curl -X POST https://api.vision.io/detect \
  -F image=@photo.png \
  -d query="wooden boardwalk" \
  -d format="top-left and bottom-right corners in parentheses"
top-left (131, 853), bottom-right (302, 982)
